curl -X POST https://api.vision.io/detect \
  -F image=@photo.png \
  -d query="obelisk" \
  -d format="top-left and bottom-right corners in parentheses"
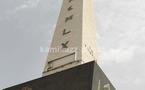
top-left (43, 0), bottom-right (98, 76)
top-left (4, 0), bottom-right (116, 90)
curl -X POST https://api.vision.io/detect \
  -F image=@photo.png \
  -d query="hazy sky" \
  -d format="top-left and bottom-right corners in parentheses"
top-left (0, 0), bottom-right (145, 90)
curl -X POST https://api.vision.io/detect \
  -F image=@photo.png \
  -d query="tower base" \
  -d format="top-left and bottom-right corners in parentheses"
top-left (4, 61), bottom-right (116, 90)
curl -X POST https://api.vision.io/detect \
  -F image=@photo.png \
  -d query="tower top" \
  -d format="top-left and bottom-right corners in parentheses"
top-left (43, 0), bottom-right (97, 76)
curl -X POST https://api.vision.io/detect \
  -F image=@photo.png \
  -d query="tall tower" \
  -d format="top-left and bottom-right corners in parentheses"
top-left (4, 0), bottom-right (116, 90)
top-left (43, 0), bottom-right (98, 76)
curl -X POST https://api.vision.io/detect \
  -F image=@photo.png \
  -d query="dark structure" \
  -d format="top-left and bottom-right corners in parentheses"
top-left (4, 61), bottom-right (116, 90)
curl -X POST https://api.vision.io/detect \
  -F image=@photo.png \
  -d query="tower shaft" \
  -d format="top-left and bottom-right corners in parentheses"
top-left (43, 0), bottom-right (97, 76)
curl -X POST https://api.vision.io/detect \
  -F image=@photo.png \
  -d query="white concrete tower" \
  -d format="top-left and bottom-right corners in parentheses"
top-left (43, 0), bottom-right (97, 76)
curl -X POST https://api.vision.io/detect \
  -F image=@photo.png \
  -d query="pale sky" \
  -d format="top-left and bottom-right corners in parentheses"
top-left (0, 0), bottom-right (145, 90)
